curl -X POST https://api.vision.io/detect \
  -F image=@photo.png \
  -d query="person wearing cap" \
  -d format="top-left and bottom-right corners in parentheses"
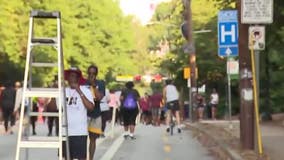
top-left (64, 67), bottom-right (94, 160)
top-left (85, 65), bottom-right (105, 160)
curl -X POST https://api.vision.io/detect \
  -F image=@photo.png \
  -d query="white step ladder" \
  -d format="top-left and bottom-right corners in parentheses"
top-left (15, 10), bottom-right (70, 160)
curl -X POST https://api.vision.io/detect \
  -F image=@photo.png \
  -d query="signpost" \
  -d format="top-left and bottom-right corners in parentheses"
top-left (218, 10), bottom-right (238, 57)
top-left (241, 0), bottom-right (273, 24)
top-left (240, 0), bottom-right (273, 154)
top-left (218, 10), bottom-right (238, 129)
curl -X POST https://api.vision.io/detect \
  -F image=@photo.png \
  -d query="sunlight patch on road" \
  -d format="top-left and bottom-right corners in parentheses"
top-left (163, 144), bottom-right (172, 153)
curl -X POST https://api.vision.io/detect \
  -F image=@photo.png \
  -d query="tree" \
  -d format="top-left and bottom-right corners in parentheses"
top-left (148, 0), bottom-right (239, 117)
top-left (0, 0), bottom-right (139, 85)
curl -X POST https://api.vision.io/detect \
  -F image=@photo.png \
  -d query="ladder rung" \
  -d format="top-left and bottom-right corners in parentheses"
top-left (31, 38), bottom-right (57, 44)
top-left (19, 141), bottom-right (60, 148)
top-left (26, 136), bottom-right (67, 141)
top-left (27, 136), bottom-right (59, 141)
top-left (25, 88), bottom-right (60, 97)
top-left (31, 10), bottom-right (60, 19)
top-left (29, 112), bottom-right (59, 117)
top-left (32, 62), bottom-right (58, 67)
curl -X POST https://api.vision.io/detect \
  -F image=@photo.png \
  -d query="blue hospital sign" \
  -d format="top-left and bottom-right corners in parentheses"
top-left (218, 10), bottom-right (238, 57)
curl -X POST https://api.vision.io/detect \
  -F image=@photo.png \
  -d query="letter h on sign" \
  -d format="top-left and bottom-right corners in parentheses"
top-left (221, 24), bottom-right (237, 44)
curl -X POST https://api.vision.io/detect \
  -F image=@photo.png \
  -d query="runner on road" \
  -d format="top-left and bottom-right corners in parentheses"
top-left (120, 81), bottom-right (140, 139)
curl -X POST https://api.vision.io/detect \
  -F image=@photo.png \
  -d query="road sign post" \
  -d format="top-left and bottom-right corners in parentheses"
top-left (218, 10), bottom-right (238, 130)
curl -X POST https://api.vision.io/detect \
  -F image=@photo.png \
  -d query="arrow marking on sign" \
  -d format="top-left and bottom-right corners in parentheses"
top-left (226, 47), bottom-right (232, 56)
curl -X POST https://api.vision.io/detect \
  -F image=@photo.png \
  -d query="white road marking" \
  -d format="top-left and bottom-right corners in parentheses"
top-left (99, 134), bottom-right (124, 160)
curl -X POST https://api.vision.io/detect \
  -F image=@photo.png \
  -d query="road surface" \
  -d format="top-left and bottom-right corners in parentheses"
top-left (0, 122), bottom-right (214, 160)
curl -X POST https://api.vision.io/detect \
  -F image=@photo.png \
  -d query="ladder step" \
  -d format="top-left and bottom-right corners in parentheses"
top-left (26, 136), bottom-right (67, 141)
top-left (32, 62), bottom-right (58, 67)
top-left (31, 10), bottom-right (60, 19)
top-left (19, 141), bottom-right (60, 148)
top-left (31, 38), bottom-right (57, 45)
top-left (25, 88), bottom-right (60, 97)
top-left (29, 112), bottom-right (59, 117)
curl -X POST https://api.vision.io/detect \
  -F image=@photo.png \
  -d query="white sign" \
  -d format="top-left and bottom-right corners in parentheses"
top-left (241, 0), bottom-right (273, 24)
top-left (198, 84), bottom-right (206, 93)
top-left (249, 26), bottom-right (265, 50)
top-left (187, 78), bottom-right (191, 87)
top-left (242, 88), bottom-right (253, 101)
top-left (227, 60), bottom-right (239, 75)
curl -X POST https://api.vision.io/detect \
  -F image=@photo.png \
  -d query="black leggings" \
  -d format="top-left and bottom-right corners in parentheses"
top-left (48, 116), bottom-right (59, 135)
top-left (122, 108), bottom-right (138, 126)
top-left (2, 108), bottom-right (15, 132)
top-left (101, 111), bottom-right (110, 132)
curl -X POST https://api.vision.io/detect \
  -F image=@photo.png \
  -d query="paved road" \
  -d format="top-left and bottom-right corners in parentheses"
top-left (105, 125), bottom-right (213, 160)
top-left (0, 122), bottom-right (214, 160)
top-left (261, 123), bottom-right (284, 160)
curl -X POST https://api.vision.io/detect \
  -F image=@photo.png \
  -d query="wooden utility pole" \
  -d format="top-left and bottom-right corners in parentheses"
top-left (184, 0), bottom-right (197, 122)
top-left (237, 0), bottom-right (254, 149)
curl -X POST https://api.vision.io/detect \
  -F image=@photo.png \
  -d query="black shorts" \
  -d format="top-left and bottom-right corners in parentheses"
top-left (122, 108), bottom-right (138, 126)
top-left (142, 110), bottom-right (151, 116)
top-left (210, 103), bottom-right (218, 108)
top-left (63, 136), bottom-right (87, 159)
top-left (166, 100), bottom-right (179, 112)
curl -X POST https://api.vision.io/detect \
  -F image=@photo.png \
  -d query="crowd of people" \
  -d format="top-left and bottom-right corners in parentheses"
top-left (0, 64), bottom-right (219, 160)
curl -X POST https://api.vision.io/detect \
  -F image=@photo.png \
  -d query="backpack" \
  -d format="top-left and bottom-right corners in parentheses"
top-left (123, 92), bottom-right (137, 109)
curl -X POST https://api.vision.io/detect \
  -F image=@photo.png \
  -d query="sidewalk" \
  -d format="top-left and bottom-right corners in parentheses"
top-left (261, 121), bottom-right (284, 160)
top-left (186, 120), bottom-right (277, 160)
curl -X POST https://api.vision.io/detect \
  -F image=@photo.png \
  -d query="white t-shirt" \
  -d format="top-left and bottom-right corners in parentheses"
top-left (100, 89), bottom-right (110, 112)
top-left (210, 93), bottom-right (219, 104)
top-left (65, 86), bottom-right (93, 136)
top-left (165, 85), bottom-right (179, 102)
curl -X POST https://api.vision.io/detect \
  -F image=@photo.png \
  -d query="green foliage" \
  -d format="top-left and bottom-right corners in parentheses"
top-left (0, 0), bottom-right (140, 85)
top-left (149, 0), bottom-right (228, 100)
top-left (149, 0), bottom-right (284, 115)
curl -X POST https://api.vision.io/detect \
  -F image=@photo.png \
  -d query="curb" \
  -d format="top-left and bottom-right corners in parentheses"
top-left (185, 122), bottom-right (243, 160)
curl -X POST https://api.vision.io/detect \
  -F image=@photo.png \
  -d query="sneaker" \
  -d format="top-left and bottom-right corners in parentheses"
top-left (129, 135), bottom-right (136, 140)
top-left (47, 133), bottom-right (52, 136)
top-left (123, 134), bottom-right (129, 139)
top-left (177, 128), bottom-right (181, 133)
top-left (166, 128), bottom-right (170, 133)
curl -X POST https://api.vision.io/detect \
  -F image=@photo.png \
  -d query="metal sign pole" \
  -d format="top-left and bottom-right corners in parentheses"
top-left (227, 60), bottom-right (232, 129)
top-left (249, 32), bottom-right (263, 155)
top-left (226, 55), bottom-right (233, 129)
top-left (189, 87), bottom-right (192, 122)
